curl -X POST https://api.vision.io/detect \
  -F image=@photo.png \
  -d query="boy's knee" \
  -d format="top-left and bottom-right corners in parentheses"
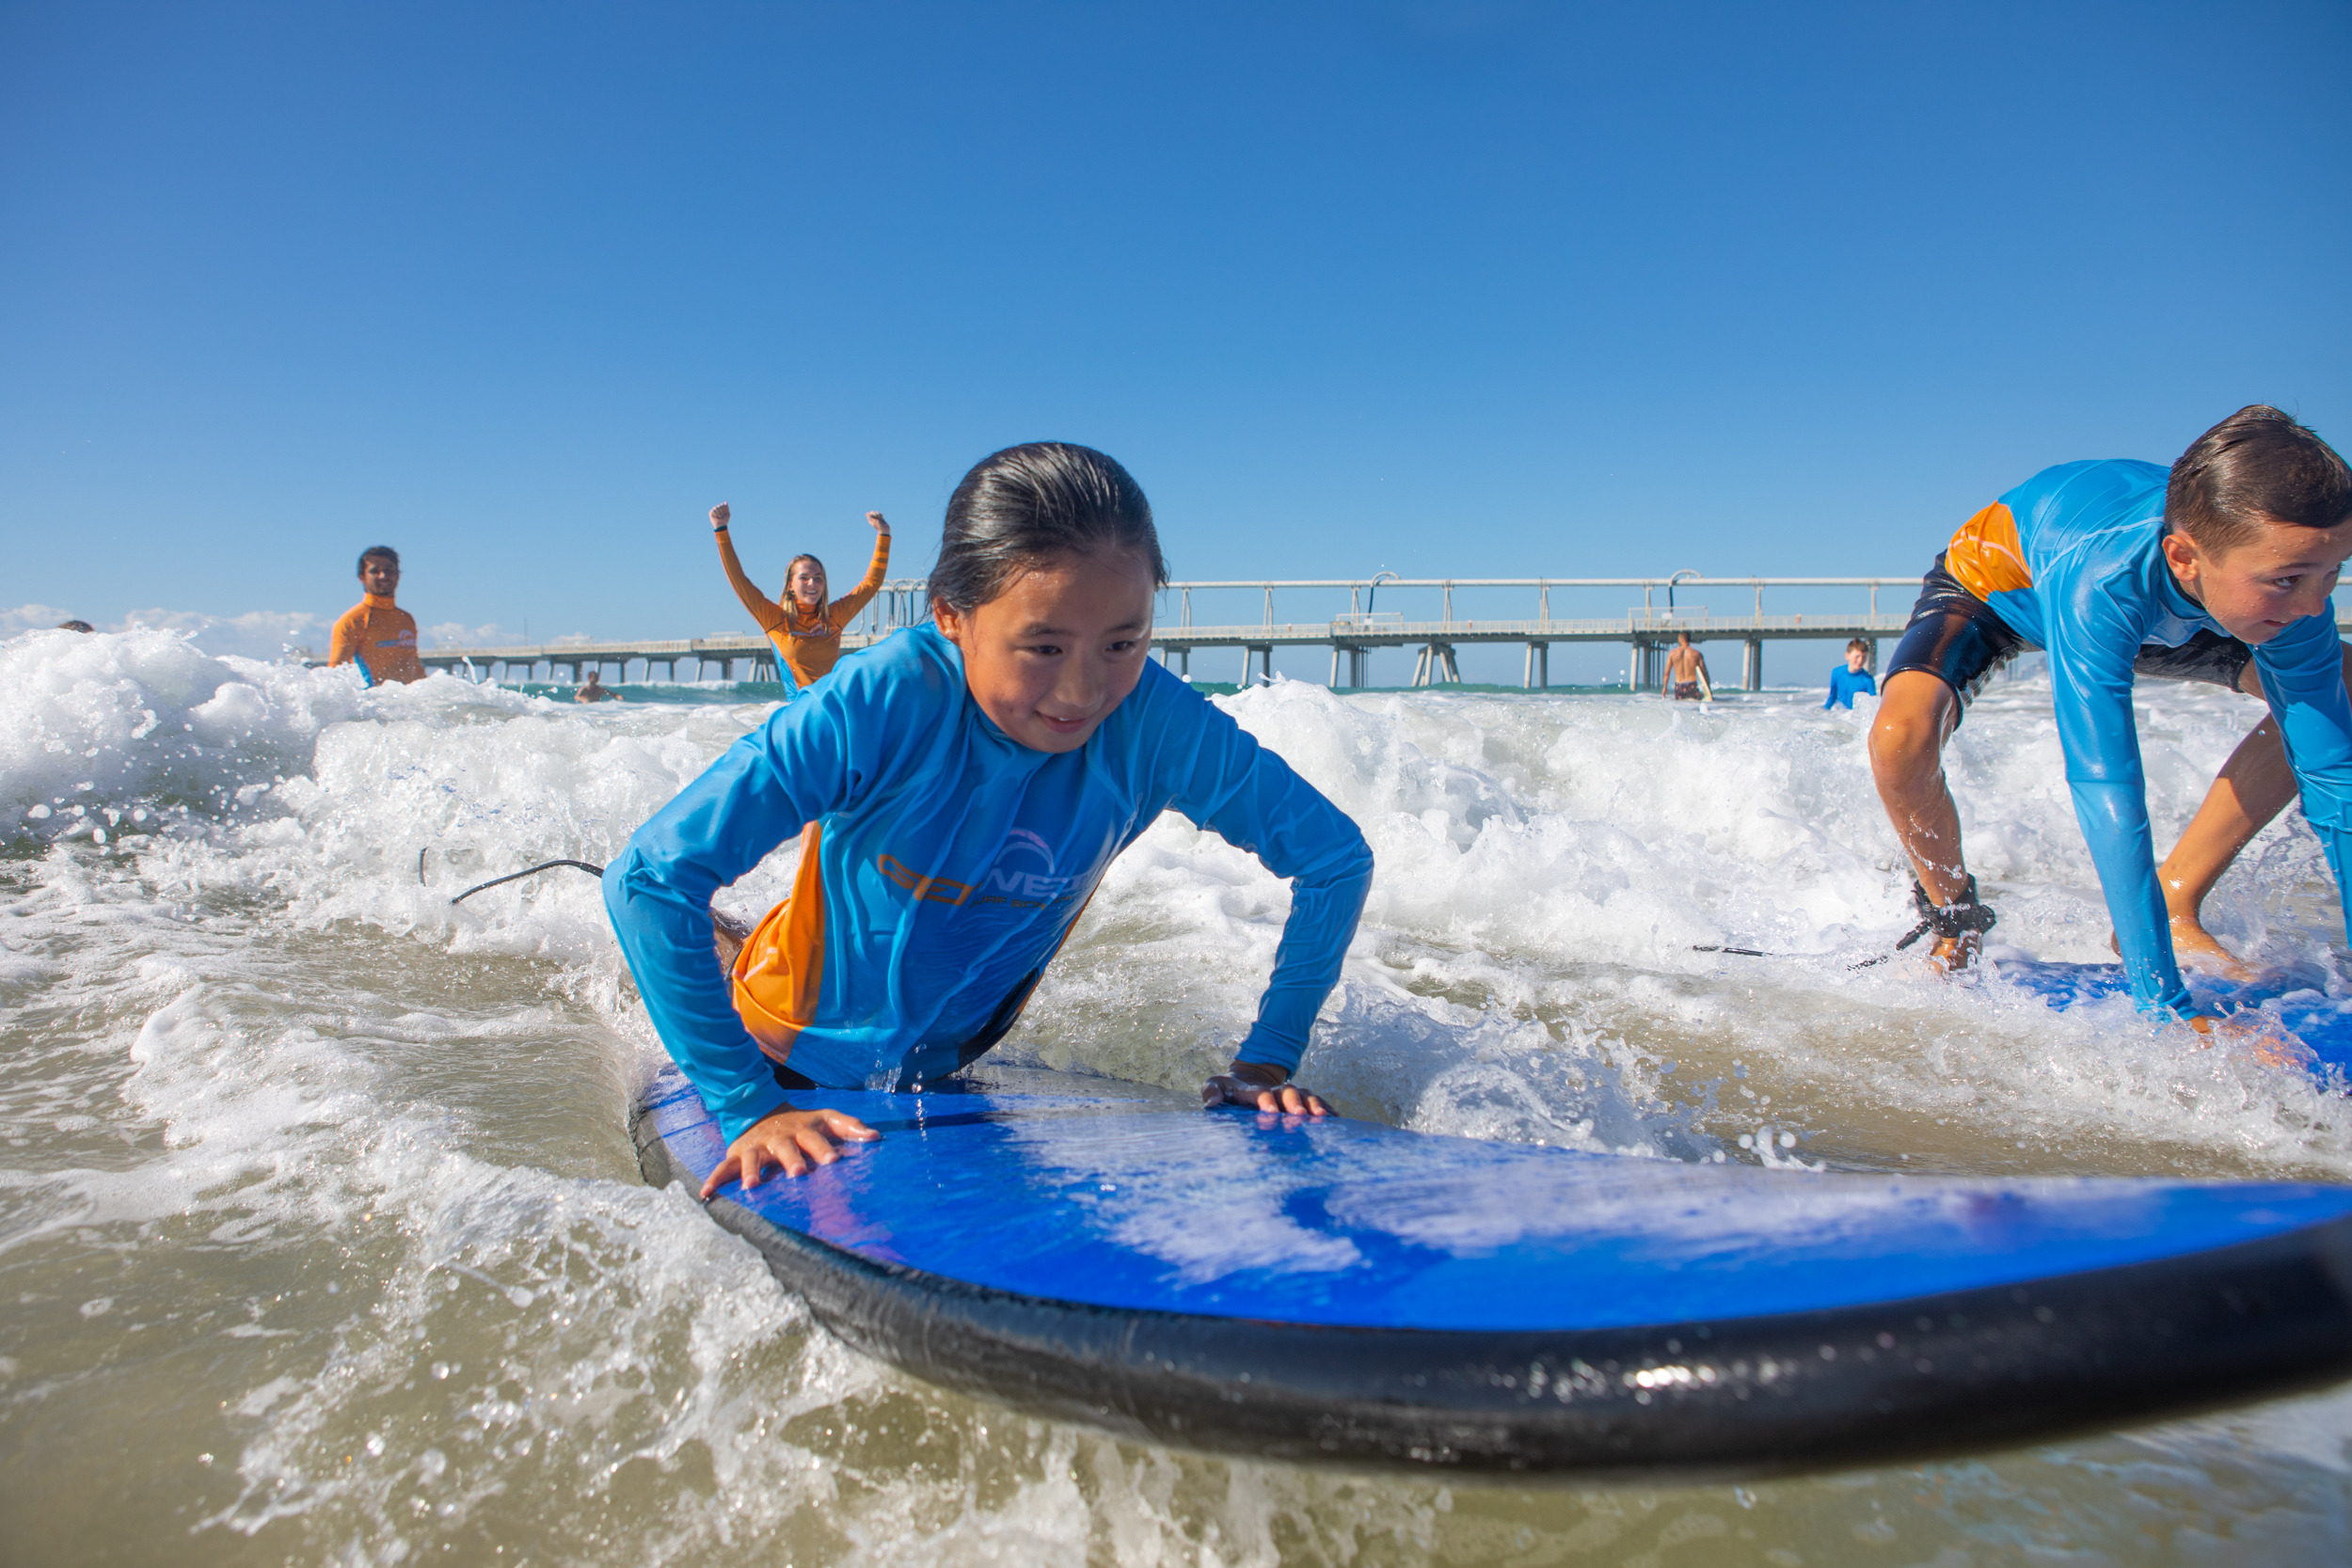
top-left (1868, 684), bottom-right (1951, 783)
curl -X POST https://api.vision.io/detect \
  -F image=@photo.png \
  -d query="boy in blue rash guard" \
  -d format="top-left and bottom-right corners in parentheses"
top-left (1868, 407), bottom-right (2352, 1030)
top-left (1825, 640), bottom-right (1878, 710)
top-left (607, 443), bottom-right (1375, 1195)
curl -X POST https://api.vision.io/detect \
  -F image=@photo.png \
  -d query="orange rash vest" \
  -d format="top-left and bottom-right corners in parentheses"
top-left (328, 594), bottom-right (425, 684)
top-left (715, 529), bottom-right (891, 689)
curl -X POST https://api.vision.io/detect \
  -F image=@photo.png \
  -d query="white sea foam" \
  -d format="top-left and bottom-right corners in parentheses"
top-left (6, 624), bottom-right (2352, 1562)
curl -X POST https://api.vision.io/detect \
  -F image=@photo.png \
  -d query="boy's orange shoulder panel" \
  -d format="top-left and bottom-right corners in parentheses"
top-left (1946, 502), bottom-right (2032, 599)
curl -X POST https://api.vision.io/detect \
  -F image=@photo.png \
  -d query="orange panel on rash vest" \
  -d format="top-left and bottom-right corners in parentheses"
top-left (1944, 501), bottom-right (2034, 600)
top-left (730, 823), bottom-right (827, 1061)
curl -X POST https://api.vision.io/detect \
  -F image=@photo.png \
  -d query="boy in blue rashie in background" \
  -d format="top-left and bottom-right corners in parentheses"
top-left (1867, 406), bottom-right (2352, 1037)
top-left (1825, 639), bottom-right (1878, 709)
top-left (606, 443), bottom-right (1375, 1196)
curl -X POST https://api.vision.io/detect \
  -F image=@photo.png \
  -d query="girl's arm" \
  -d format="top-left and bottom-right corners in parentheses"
top-left (709, 504), bottom-right (790, 634)
top-left (605, 685), bottom-right (873, 1142)
top-left (827, 514), bottom-right (894, 628)
top-left (1161, 683), bottom-right (1375, 1094)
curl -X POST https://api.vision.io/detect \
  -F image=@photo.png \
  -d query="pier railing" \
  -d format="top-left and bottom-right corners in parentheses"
top-left (367, 573), bottom-right (2352, 691)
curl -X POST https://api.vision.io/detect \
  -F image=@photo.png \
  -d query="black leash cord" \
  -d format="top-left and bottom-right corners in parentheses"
top-left (450, 859), bottom-right (609, 906)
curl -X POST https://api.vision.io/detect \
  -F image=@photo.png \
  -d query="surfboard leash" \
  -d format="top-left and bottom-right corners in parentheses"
top-left (448, 859), bottom-right (608, 906)
top-left (441, 860), bottom-right (755, 962)
top-left (1694, 878), bottom-right (1995, 970)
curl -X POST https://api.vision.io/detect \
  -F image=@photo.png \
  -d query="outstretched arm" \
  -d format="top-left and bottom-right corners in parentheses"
top-left (605, 690), bottom-right (869, 1144)
top-left (2045, 607), bottom-right (2191, 1015)
top-left (827, 513), bottom-right (894, 628)
top-left (2252, 617), bottom-right (2352, 949)
top-left (1165, 684), bottom-right (1375, 1114)
top-left (709, 503), bottom-right (789, 634)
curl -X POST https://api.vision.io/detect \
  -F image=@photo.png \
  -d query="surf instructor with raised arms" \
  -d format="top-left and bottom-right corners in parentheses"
top-left (1869, 406), bottom-right (2352, 1027)
top-left (608, 443), bottom-right (1375, 1196)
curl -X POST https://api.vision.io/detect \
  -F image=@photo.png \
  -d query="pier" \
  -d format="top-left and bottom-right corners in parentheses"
top-left (393, 575), bottom-right (1926, 690)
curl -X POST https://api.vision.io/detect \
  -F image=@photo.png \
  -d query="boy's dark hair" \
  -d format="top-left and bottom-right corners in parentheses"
top-left (1846, 638), bottom-right (1869, 654)
top-left (2168, 406), bottom-right (2352, 557)
top-left (357, 546), bottom-right (401, 577)
top-left (930, 443), bottom-right (1168, 615)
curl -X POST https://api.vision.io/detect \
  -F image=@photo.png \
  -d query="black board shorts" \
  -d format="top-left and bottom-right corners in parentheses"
top-left (1883, 552), bottom-right (2253, 726)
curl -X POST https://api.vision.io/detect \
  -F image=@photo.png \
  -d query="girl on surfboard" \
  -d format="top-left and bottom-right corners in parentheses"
top-left (608, 443), bottom-right (1375, 1196)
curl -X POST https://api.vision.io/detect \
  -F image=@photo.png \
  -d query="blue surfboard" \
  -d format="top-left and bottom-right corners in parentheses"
top-left (631, 1062), bottom-right (2352, 1476)
top-left (1990, 956), bottom-right (2352, 1085)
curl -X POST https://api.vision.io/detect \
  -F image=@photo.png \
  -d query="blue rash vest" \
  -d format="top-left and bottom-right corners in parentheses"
top-left (605, 625), bottom-right (1375, 1141)
top-left (1824, 666), bottom-right (1877, 709)
top-left (1944, 458), bottom-right (2352, 1015)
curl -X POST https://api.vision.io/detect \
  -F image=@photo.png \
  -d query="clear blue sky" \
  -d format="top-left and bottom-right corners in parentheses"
top-left (5, 1), bottom-right (2348, 683)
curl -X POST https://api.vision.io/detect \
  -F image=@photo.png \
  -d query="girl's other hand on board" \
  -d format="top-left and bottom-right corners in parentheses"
top-left (1202, 1062), bottom-right (1334, 1118)
top-left (702, 1106), bottom-right (879, 1197)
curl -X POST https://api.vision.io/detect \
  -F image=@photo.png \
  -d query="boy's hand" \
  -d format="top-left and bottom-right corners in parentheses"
top-left (710, 502), bottom-right (731, 530)
top-left (701, 1106), bottom-right (878, 1197)
top-left (2187, 1010), bottom-right (2315, 1070)
top-left (867, 510), bottom-right (890, 535)
top-left (1203, 1061), bottom-right (1334, 1117)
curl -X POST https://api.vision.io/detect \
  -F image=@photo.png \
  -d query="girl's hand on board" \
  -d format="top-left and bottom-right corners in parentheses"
top-left (701, 1106), bottom-right (879, 1197)
top-left (1202, 1062), bottom-right (1334, 1118)
top-left (868, 510), bottom-right (890, 535)
top-left (710, 502), bottom-right (731, 531)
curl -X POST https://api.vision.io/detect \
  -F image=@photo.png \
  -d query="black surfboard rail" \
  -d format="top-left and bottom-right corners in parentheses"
top-left (631, 1100), bottom-right (2352, 1479)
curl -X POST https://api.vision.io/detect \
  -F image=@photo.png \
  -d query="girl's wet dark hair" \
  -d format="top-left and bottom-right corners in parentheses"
top-left (930, 443), bottom-right (1168, 614)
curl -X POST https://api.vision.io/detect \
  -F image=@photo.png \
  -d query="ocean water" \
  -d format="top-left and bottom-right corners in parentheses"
top-left (5, 623), bottom-right (2350, 1565)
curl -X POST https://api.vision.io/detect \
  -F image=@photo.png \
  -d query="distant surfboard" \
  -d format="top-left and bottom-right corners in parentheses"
top-left (631, 1063), bottom-right (2352, 1476)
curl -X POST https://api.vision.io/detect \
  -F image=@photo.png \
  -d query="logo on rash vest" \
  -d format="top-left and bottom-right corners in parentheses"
top-left (981, 829), bottom-right (1073, 902)
top-left (876, 829), bottom-right (1078, 912)
top-left (876, 855), bottom-right (974, 905)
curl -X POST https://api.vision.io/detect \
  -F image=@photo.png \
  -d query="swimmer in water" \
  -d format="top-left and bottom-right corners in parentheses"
top-left (1661, 631), bottom-right (1709, 700)
top-left (712, 503), bottom-right (892, 692)
top-left (1868, 406), bottom-right (2352, 1035)
top-left (56, 620), bottom-right (94, 633)
top-left (608, 443), bottom-right (1375, 1193)
top-left (328, 546), bottom-right (425, 686)
top-left (575, 668), bottom-right (622, 703)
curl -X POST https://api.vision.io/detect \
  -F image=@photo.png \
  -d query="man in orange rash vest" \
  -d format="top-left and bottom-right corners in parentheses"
top-left (709, 503), bottom-right (891, 690)
top-left (328, 546), bottom-right (426, 686)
